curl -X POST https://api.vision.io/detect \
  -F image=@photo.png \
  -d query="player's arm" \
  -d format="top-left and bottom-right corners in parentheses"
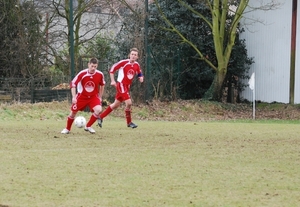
top-left (137, 65), bottom-right (144, 83)
top-left (110, 72), bottom-right (116, 86)
top-left (71, 87), bottom-right (77, 104)
top-left (98, 84), bottom-right (104, 101)
top-left (109, 60), bottom-right (126, 86)
top-left (138, 72), bottom-right (144, 83)
top-left (70, 71), bottom-right (82, 103)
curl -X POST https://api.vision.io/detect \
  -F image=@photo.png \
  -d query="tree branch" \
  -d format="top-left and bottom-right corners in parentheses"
top-left (177, 0), bottom-right (213, 29)
top-left (153, 0), bottom-right (217, 71)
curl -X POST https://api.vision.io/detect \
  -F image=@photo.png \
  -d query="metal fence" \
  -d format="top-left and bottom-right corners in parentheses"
top-left (0, 77), bottom-right (70, 103)
top-left (0, 59), bottom-right (111, 103)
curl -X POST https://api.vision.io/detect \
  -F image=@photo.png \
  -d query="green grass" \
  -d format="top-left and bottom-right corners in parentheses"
top-left (0, 118), bottom-right (300, 207)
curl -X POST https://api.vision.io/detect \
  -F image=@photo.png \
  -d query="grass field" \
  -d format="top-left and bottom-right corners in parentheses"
top-left (1, 108), bottom-right (300, 207)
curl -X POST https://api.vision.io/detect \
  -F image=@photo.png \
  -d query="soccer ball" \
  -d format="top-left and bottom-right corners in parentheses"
top-left (74, 116), bottom-right (86, 128)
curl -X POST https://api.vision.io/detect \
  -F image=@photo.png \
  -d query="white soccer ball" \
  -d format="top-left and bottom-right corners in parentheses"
top-left (74, 116), bottom-right (86, 128)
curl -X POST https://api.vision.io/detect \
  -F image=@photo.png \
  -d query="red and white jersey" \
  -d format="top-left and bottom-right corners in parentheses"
top-left (70, 69), bottom-right (105, 98)
top-left (110, 59), bottom-right (142, 85)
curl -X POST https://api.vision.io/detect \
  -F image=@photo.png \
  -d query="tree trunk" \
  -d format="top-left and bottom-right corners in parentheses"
top-left (204, 67), bottom-right (227, 101)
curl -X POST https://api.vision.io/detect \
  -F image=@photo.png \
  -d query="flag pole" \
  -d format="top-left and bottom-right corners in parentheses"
top-left (248, 72), bottom-right (255, 120)
top-left (253, 84), bottom-right (255, 120)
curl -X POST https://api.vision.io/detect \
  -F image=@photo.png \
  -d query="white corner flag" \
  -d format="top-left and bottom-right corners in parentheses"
top-left (248, 72), bottom-right (255, 119)
top-left (248, 72), bottom-right (255, 90)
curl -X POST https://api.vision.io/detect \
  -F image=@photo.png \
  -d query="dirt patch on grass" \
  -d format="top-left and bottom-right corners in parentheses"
top-left (1, 100), bottom-right (300, 121)
top-left (132, 100), bottom-right (300, 121)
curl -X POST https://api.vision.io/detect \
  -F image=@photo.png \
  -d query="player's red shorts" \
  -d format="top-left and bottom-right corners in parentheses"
top-left (71, 95), bottom-right (101, 112)
top-left (115, 82), bottom-right (131, 102)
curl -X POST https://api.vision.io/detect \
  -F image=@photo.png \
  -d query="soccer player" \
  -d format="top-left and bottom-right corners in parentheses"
top-left (98, 48), bottom-right (144, 128)
top-left (61, 57), bottom-right (105, 134)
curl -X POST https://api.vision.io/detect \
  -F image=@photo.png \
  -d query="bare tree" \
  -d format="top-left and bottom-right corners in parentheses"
top-left (35, 0), bottom-right (122, 75)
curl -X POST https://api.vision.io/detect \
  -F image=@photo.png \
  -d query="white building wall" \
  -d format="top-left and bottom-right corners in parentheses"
top-left (240, 0), bottom-right (292, 103)
top-left (294, 2), bottom-right (300, 103)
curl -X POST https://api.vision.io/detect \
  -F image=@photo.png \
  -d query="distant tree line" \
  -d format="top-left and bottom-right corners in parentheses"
top-left (2, 0), bottom-right (273, 103)
top-left (0, 0), bottom-right (45, 78)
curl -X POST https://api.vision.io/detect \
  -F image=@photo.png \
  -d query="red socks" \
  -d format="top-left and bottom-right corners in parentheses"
top-left (86, 113), bottom-right (98, 127)
top-left (100, 106), bottom-right (113, 119)
top-left (99, 106), bottom-right (132, 125)
top-left (66, 116), bottom-right (74, 130)
top-left (125, 109), bottom-right (131, 124)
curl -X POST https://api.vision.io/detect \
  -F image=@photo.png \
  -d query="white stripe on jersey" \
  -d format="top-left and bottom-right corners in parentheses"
top-left (119, 82), bottom-right (125, 93)
top-left (77, 73), bottom-right (91, 93)
top-left (117, 67), bottom-right (125, 83)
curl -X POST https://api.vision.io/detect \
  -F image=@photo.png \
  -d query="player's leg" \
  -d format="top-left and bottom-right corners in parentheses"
top-left (61, 110), bottom-right (77, 134)
top-left (124, 98), bottom-right (133, 124)
top-left (124, 98), bottom-right (137, 128)
top-left (98, 99), bottom-right (121, 127)
top-left (61, 98), bottom-right (87, 134)
top-left (84, 112), bottom-right (97, 134)
top-left (98, 83), bottom-right (124, 128)
top-left (85, 98), bottom-right (102, 133)
top-left (101, 97), bottom-right (122, 118)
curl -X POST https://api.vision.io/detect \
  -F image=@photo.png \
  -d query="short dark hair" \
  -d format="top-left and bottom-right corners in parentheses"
top-left (89, 57), bottom-right (98, 64)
